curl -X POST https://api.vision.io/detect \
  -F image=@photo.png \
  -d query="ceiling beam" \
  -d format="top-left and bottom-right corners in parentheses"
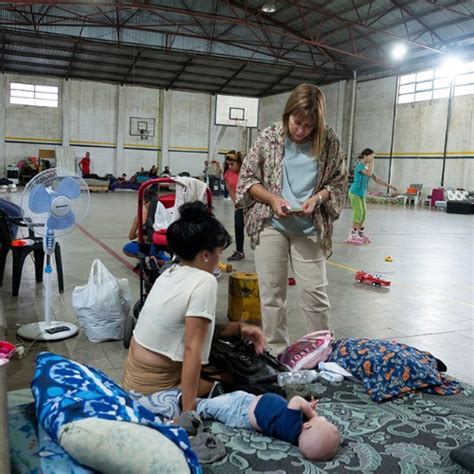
top-left (391, 0), bottom-right (444, 46)
top-left (216, 61), bottom-right (247, 93)
top-left (166, 56), bottom-right (192, 90)
top-left (65, 41), bottom-right (78, 80)
top-left (121, 50), bottom-right (142, 85)
top-left (1, 30), bottom-right (346, 78)
top-left (1, 3), bottom-right (389, 67)
top-left (259, 67), bottom-right (295, 96)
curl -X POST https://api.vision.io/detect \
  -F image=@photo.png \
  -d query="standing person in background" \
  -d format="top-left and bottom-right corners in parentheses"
top-left (223, 160), bottom-right (230, 200)
top-left (224, 150), bottom-right (245, 261)
top-left (79, 152), bottom-right (91, 177)
top-left (207, 160), bottom-right (222, 196)
top-left (236, 83), bottom-right (348, 355)
top-left (346, 148), bottom-right (397, 244)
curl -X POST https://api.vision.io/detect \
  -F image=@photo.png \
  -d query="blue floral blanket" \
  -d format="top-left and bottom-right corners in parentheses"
top-left (31, 351), bottom-right (201, 473)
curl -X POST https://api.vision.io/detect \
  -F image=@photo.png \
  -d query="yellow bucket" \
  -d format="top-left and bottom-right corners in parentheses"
top-left (228, 272), bottom-right (261, 324)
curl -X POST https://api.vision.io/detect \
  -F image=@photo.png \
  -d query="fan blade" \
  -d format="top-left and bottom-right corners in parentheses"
top-left (47, 211), bottom-right (75, 230)
top-left (57, 176), bottom-right (81, 200)
top-left (29, 184), bottom-right (53, 214)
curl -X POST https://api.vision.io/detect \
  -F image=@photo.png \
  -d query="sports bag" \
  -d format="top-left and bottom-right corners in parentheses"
top-left (278, 330), bottom-right (334, 370)
top-left (208, 338), bottom-right (288, 395)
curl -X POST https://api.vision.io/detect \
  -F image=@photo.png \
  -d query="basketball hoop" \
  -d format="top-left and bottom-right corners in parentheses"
top-left (232, 119), bottom-right (248, 128)
top-left (233, 119), bottom-right (249, 154)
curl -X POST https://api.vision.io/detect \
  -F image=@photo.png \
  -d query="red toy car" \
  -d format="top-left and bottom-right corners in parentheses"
top-left (355, 271), bottom-right (391, 287)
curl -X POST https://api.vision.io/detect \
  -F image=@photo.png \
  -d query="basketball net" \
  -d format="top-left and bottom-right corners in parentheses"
top-left (233, 119), bottom-right (249, 154)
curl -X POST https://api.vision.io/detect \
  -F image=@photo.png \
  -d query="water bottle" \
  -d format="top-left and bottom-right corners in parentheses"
top-left (277, 370), bottom-right (318, 387)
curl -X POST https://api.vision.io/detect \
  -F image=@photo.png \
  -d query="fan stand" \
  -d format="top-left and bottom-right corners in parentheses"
top-left (16, 251), bottom-right (79, 341)
top-left (16, 321), bottom-right (78, 341)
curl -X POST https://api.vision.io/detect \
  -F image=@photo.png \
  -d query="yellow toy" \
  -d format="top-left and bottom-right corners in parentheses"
top-left (385, 256), bottom-right (393, 262)
top-left (218, 262), bottom-right (233, 273)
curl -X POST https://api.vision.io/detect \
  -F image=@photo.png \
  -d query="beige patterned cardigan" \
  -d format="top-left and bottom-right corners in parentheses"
top-left (236, 121), bottom-right (348, 256)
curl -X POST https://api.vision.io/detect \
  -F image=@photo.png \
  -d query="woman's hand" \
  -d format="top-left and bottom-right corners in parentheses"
top-left (240, 323), bottom-right (266, 354)
top-left (389, 184), bottom-right (397, 192)
top-left (270, 195), bottom-right (291, 218)
top-left (301, 195), bottom-right (320, 216)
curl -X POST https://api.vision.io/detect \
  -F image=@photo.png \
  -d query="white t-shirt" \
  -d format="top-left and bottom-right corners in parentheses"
top-left (133, 265), bottom-right (217, 364)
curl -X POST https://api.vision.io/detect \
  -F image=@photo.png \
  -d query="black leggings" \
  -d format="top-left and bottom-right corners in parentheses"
top-left (234, 208), bottom-right (244, 253)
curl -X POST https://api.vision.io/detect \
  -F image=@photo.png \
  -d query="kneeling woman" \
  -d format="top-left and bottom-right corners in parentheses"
top-left (123, 201), bottom-right (266, 412)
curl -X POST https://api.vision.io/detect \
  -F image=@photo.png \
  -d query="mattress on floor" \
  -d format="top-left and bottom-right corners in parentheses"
top-left (365, 194), bottom-right (404, 205)
top-left (9, 402), bottom-right (92, 473)
top-left (83, 178), bottom-right (109, 188)
top-left (8, 379), bottom-right (474, 473)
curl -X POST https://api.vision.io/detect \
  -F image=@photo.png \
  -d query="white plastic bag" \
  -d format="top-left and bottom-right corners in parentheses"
top-left (153, 201), bottom-right (173, 231)
top-left (72, 259), bottom-right (131, 342)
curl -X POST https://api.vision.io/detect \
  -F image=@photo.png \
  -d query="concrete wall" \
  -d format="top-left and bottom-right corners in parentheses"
top-left (1, 72), bottom-right (472, 190)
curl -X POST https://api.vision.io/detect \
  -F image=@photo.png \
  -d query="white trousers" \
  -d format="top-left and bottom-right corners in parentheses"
top-left (254, 225), bottom-right (331, 355)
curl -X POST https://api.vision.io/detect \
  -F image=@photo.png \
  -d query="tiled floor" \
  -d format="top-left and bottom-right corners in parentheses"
top-left (2, 191), bottom-right (473, 389)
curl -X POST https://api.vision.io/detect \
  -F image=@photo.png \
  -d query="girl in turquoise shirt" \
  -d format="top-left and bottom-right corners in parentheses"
top-left (346, 148), bottom-right (397, 244)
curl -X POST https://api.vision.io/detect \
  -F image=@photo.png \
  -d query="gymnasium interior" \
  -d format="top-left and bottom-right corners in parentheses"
top-left (0, 1), bottom-right (473, 472)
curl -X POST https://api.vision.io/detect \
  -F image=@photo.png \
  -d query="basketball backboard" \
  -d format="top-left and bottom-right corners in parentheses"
top-left (130, 117), bottom-right (156, 140)
top-left (215, 95), bottom-right (259, 128)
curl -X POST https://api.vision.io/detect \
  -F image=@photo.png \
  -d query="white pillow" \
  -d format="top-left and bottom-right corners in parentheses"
top-left (59, 418), bottom-right (190, 474)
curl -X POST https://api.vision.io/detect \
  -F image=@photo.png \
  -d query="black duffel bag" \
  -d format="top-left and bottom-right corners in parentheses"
top-left (207, 337), bottom-right (289, 395)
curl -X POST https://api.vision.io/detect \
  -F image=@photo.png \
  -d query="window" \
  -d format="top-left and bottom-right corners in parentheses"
top-left (10, 82), bottom-right (59, 108)
top-left (398, 61), bottom-right (474, 104)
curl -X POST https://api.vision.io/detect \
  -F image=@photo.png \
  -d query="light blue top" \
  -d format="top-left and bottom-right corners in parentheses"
top-left (270, 138), bottom-right (318, 236)
top-left (349, 161), bottom-right (370, 197)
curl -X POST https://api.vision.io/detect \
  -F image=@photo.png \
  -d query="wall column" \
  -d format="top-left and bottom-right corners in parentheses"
top-left (336, 80), bottom-right (345, 138)
top-left (61, 79), bottom-right (71, 147)
top-left (161, 90), bottom-right (171, 170)
top-left (387, 75), bottom-right (399, 186)
top-left (115, 85), bottom-right (125, 176)
top-left (0, 75), bottom-right (6, 174)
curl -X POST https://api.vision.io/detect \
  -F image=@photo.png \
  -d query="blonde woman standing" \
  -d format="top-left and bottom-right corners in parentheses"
top-left (236, 84), bottom-right (348, 355)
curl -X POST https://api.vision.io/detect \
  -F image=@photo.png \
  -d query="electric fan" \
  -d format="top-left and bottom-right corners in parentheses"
top-left (16, 168), bottom-right (90, 341)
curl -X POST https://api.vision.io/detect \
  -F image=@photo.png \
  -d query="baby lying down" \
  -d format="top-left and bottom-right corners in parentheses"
top-left (196, 391), bottom-right (340, 461)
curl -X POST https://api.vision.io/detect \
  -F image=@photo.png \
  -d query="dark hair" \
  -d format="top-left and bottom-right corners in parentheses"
top-left (282, 84), bottom-right (326, 157)
top-left (167, 201), bottom-right (231, 260)
top-left (225, 150), bottom-right (243, 165)
top-left (359, 148), bottom-right (374, 160)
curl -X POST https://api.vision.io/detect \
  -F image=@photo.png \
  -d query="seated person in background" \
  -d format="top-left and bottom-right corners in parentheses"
top-left (137, 166), bottom-right (148, 177)
top-left (161, 166), bottom-right (171, 176)
top-left (149, 165), bottom-right (158, 178)
top-left (117, 173), bottom-right (127, 182)
top-left (123, 188), bottom-right (170, 267)
top-left (197, 391), bottom-right (340, 461)
top-left (79, 152), bottom-right (91, 177)
top-left (123, 201), bottom-right (266, 412)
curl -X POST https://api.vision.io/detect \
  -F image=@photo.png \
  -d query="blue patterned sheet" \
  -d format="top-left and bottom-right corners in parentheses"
top-left (329, 338), bottom-right (464, 402)
top-left (31, 352), bottom-right (201, 473)
top-left (9, 402), bottom-right (92, 473)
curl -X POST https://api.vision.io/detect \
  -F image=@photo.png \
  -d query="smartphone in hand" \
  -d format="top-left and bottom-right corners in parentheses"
top-left (282, 206), bottom-right (303, 215)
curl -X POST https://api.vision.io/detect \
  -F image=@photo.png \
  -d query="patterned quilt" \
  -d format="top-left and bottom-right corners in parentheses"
top-left (9, 379), bottom-right (473, 473)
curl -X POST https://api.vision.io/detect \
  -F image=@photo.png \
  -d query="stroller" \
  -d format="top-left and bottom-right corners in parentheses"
top-left (123, 177), bottom-right (212, 348)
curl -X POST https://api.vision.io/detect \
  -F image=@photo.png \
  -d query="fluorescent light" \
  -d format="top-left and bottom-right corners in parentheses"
top-left (392, 43), bottom-right (407, 60)
top-left (261, 2), bottom-right (277, 13)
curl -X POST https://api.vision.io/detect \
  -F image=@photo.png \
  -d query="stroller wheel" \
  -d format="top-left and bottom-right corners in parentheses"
top-left (123, 315), bottom-right (136, 349)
